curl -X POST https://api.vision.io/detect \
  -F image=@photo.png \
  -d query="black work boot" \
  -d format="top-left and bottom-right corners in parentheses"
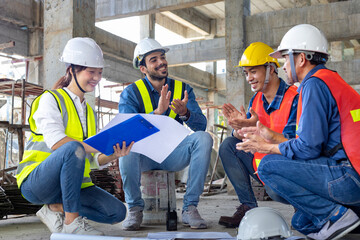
top-left (218, 204), bottom-right (252, 228)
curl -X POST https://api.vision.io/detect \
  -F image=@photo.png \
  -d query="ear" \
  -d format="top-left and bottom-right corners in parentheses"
top-left (139, 65), bottom-right (147, 75)
top-left (298, 53), bottom-right (307, 67)
top-left (269, 64), bottom-right (276, 74)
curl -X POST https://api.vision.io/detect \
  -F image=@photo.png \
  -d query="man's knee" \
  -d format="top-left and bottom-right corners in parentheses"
top-left (219, 137), bottom-right (237, 158)
top-left (119, 152), bottom-right (139, 167)
top-left (193, 131), bottom-right (213, 146)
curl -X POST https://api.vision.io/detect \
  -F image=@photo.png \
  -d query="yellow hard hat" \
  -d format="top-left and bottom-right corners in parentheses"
top-left (237, 42), bottom-right (280, 68)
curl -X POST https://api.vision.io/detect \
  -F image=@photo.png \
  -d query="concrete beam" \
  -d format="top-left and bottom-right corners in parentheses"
top-left (95, 27), bottom-right (134, 64)
top-left (0, 0), bottom-right (33, 27)
top-left (155, 13), bottom-right (204, 40)
top-left (103, 57), bottom-right (143, 83)
top-left (246, 0), bottom-right (360, 47)
top-left (162, 8), bottom-right (211, 35)
top-left (169, 65), bottom-right (212, 89)
top-left (166, 38), bottom-right (225, 66)
top-left (96, 0), bottom-right (223, 20)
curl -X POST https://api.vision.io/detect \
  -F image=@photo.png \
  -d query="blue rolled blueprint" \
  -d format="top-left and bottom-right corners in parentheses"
top-left (84, 114), bottom-right (159, 156)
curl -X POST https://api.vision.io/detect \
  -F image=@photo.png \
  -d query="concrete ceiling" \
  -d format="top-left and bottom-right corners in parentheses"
top-left (1, 0), bottom-right (359, 92)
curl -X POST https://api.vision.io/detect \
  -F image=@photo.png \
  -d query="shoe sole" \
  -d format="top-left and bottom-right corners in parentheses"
top-left (218, 220), bottom-right (238, 228)
top-left (182, 223), bottom-right (207, 229)
top-left (328, 219), bottom-right (360, 240)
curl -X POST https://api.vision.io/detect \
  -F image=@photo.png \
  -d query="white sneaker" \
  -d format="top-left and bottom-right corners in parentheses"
top-left (122, 206), bottom-right (143, 231)
top-left (307, 208), bottom-right (360, 240)
top-left (62, 216), bottom-right (104, 235)
top-left (36, 204), bottom-right (64, 233)
top-left (182, 205), bottom-right (207, 229)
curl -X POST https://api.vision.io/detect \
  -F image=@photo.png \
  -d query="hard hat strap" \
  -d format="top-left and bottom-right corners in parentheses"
top-left (71, 64), bottom-right (87, 93)
top-left (289, 50), bottom-right (299, 83)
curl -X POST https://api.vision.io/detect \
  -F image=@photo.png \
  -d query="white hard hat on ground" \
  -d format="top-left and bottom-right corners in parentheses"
top-left (133, 38), bottom-right (169, 69)
top-left (270, 24), bottom-right (328, 59)
top-left (237, 207), bottom-right (293, 240)
top-left (60, 37), bottom-right (105, 68)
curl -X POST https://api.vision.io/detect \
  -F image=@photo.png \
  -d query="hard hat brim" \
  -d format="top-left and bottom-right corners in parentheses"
top-left (269, 50), bottom-right (283, 59)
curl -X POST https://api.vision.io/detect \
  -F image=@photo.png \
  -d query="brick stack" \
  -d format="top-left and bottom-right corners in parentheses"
top-left (250, 178), bottom-right (271, 201)
top-left (90, 161), bottom-right (125, 202)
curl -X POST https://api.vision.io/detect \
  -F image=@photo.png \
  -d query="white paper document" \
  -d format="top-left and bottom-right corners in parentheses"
top-left (147, 232), bottom-right (234, 239)
top-left (101, 113), bottom-right (190, 163)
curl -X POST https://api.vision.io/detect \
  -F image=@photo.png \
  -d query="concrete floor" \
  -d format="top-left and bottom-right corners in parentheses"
top-left (1, 192), bottom-right (360, 240)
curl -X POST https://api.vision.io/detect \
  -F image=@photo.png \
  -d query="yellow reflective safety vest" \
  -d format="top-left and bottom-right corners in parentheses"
top-left (16, 89), bottom-right (97, 189)
top-left (133, 78), bottom-right (185, 119)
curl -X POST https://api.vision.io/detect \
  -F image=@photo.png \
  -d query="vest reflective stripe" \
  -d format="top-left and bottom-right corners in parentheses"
top-left (297, 69), bottom-right (360, 175)
top-left (135, 80), bottom-right (153, 113)
top-left (24, 136), bottom-right (51, 153)
top-left (251, 85), bottom-right (298, 176)
top-left (16, 89), bottom-right (97, 188)
top-left (49, 90), bottom-right (69, 130)
top-left (296, 90), bottom-right (303, 139)
top-left (168, 80), bottom-right (183, 118)
top-left (134, 79), bottom-right (184, 119)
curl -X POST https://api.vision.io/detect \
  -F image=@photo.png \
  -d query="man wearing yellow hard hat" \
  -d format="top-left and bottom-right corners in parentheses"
top-left (218, 42), bottom-right (299, 228)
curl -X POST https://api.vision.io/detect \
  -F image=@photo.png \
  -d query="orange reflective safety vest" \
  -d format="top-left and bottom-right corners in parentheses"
top-left (296, 69), bottom-right (360, 175)
top-left (252, 85), bottom-right (298, 174)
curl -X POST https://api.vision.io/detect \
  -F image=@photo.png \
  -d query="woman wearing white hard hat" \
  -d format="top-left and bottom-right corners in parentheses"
top-left (16, 37), bottom-right (133, 235)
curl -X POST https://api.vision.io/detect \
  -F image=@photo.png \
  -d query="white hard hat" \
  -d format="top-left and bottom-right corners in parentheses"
top-left (237, 207), bottom-right (293, 240)
top-left (60, 37), bottom-right (105, 68)
top-left (270, 24), bottom-right (329, 59)
top-left (133, 38), bottom-right (169, 69)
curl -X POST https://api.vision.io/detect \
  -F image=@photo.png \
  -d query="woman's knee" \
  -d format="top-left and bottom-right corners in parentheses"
top-left (61, 141), bottom-right (86, 167)
top-left (62, 141), bottom-right (85, 158)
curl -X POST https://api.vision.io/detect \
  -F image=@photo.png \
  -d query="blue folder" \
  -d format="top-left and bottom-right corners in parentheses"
top-left (84, 114), bottom-right (159, 156)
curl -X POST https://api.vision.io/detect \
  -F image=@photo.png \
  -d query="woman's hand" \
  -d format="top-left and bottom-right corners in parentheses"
top-left (112, 141), bottom-right (134, 159)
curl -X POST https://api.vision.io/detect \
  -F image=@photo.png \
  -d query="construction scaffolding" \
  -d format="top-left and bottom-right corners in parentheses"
top-left (0, 78), bottom-right (44, 219)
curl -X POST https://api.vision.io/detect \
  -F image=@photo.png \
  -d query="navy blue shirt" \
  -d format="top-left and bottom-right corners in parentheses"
top-left (118, 76), bottom-right (207, 132)
top-left (247, 78), bottom-right (299, 139)
top-left (279, 65), bottom-right (347, 160)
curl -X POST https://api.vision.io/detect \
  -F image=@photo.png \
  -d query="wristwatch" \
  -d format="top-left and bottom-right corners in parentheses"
top-left (179, 109), bottom-right (190, 121)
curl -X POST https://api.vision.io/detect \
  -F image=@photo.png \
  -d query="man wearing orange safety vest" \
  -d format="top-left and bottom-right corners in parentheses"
top-left (237, 24), bottom-right (360, 240)
top-left (218, 42), bottom-right (298, 228)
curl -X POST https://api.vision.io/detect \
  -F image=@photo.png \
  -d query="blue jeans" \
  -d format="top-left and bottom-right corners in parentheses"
top-left (119, 131), bottom-right (212, 210)
top-left (258, 154), bottom-right (360, 235)
top-left (219, 136), bottom-right (288, 208)
top-left (20, 141), bottom-right (126, 224)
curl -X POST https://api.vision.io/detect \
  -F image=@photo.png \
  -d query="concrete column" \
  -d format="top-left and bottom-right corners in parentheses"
top-left (224, 0), bottom-right (251, 110)
top-left (330, 41), bottom-right (343, 62)
top-left (140, 14), bottom-right (155, 39)
top-left (206, 62), bottom-right (217, 133)
top-left (28, 0), bottom-right (43, 85)
top-left (42, 0), bottom-right (96, 90)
